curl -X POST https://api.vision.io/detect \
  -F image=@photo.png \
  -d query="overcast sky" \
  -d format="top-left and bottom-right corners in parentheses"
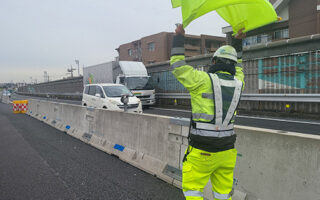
top-left (0, 0), bottom-right (228, 83)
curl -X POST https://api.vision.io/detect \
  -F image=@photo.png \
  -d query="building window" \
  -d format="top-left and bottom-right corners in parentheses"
top-left (148, 42), bottom-right (155, 52)
top-left (128, 49), bottom-right (132, 56)
top-left (185, 38), bottom-right (200, 46)
top-left (243, 34), bottom-right (272, 47)
top-left (260, 34), bottom-right (271, 43)
top-left (274, 29), bottom-right (289, 40)
top-left (243, 28), bottom-right (289, 47)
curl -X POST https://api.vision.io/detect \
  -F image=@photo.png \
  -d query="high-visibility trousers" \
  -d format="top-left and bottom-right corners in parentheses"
top-left (182, 147), bottom-right (237, 200)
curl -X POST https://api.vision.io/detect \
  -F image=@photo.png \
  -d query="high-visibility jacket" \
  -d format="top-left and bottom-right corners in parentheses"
top-left (170, 35), bottom-right (245, 152)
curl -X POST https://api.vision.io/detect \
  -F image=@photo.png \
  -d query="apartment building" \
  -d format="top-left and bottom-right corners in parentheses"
top-left (116, 32), bottom-right (226, 65)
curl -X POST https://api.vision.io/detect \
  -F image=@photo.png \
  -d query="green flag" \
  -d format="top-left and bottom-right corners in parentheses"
top-left (171, 0), bottom-right (278, 34)
top-left (171, 0), bottom-right (181, 8)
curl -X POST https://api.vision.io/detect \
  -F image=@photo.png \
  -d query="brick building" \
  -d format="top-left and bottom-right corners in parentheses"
top-left (116, 32), bottom-right (226, 65)
top-left (223, 0), bottom-right (320, 47)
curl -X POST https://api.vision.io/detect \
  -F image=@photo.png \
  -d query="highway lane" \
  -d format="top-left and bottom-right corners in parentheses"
top-left (146, 107), bottom-right (320, 135)
top-left (0, 102), bottom-right (184, 200)
top-left (12, 93), bottom-right (320, 135)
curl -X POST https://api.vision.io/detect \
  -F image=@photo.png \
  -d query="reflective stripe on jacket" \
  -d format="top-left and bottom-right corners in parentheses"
top-left (170, 35), bottom-right (245, 152)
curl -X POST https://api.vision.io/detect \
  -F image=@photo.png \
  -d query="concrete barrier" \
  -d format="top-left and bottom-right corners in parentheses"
top-left (27, 99), bottom-right (184, 184)
top-left (1, 95), bottom-right (10, 104)
top-left (234, 126), bottom-right (320, 200)
top-left (26, 99), bottom-right (320, 200)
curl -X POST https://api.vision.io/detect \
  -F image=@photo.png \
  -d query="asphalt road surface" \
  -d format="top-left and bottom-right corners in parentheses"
top-left (0, 102), bottom-right (184, 200)
top-left (11, 93), bottom-right (320, 135)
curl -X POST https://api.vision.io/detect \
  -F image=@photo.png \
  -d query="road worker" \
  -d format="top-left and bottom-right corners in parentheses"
top-left (170, 24), bottom-right (245, 200)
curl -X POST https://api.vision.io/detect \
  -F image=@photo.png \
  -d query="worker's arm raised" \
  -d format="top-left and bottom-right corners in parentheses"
top-left (233, 28), bottom-right (246, 90)
top-left (235, 60), bottom-right (245, 90)
top-left (170, 24), bottom-right (206, 92)
top-left (232, 28), bottom-right (246, 59)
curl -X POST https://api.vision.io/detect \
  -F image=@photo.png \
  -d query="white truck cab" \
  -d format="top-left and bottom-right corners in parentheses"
top-left (115, 62), bottom-right (155, 106)
top-left (82, 83), bottom-right (142, 113)
top-left (117, 74), bottom-right (155, 106)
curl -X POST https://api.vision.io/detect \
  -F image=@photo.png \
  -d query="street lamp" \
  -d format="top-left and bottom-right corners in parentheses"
top-left (75, 59), bottom-right (80, 76)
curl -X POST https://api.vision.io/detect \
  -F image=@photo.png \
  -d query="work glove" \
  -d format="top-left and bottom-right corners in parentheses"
top-left (234, 28), bottom-right (246, 40)
top-left (172, 24), bottom-right (185, 48)
top-left (175, 24), bottom-right (185, 36)
top-left (232, 28), bottom-right (246, 58)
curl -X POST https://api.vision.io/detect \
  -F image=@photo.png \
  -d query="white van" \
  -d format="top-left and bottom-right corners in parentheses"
top-left (2, 90), bottom-right (11, 97)
top-left (82, 83), bottom-right (142, 113)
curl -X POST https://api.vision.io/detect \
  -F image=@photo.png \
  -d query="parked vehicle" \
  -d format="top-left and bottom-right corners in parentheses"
top-left (2, 90), bottom-right (11, 98)
top-left (83, 61), bottom-right (155, 106)
top-left (82, 83), bottom-right (142, 113)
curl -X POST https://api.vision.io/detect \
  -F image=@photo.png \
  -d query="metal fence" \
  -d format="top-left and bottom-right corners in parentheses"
top-left (245, 51), bottom-right (320, 94)
top-left (146, 35), bottom-right (320, 115)
top-left (148, 51), bottom-right (320, 95)
top-left (156, 93), bottom-right (320, 102)
top-left (149, 71), bottom-right (187, 93)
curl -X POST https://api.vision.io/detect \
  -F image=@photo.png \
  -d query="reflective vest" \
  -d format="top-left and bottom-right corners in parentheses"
top-left (170, 38), bottom-right (244, 152)
top-left (189, 72), bottom-right (243, 152)
top-left (192, 73), bottom-right (242, 134)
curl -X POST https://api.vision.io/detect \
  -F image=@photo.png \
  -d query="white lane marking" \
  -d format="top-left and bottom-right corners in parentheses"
top-left (150, 107), bottom-right (191, 113)
top-left (237, 115), bottom-right (320, 126)
top-left (150, 107), bottom-right (320, 125)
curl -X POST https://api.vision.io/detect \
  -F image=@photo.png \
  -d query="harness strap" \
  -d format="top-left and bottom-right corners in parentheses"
top-left (211, 74), bottom-right (223, 126)
top-left (207, 73), bottom-right (242, 130)
top-left (194, 121), bottom-right (233, 131)
top-left (223, 77), bottom-right (242, 127)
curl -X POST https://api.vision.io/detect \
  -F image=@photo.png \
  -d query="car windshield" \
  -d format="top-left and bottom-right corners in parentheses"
top-left (103, 85), bottom-right (133, 97)
top-left (126, 77), bottom-right (154, 90)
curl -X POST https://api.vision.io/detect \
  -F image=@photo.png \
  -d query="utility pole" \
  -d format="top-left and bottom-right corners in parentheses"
top-left (44, 71), bottom-right (48, 82)
top-left (75, 59), bottom-right (80, 76)
top-left (67, 65), bottom-right (76, 78)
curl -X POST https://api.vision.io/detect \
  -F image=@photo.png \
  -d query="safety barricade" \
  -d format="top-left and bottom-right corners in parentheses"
top-left (12, 100), bottom-right (28, 114)
top-left (13, 101), bottom-right (20, 113)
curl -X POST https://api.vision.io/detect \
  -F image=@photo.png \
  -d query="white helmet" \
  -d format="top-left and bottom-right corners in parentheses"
top-left (213, 45), bottom-right (237, 63)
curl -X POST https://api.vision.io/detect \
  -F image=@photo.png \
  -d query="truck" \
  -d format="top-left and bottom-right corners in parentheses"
top-left (83, 61), bottom-right (155, 106)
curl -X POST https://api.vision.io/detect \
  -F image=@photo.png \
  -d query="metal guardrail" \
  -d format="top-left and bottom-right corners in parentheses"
top-left (17, 92), bottom-right (320, 103)
top-left (16, 92), bottom-right (82, 100)
top-left (240, 94), bottom-right (320, 103)
top-left (156, 93), bottom-right (190, 99)
top-left (156, 93), bottom-right (320, 103)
